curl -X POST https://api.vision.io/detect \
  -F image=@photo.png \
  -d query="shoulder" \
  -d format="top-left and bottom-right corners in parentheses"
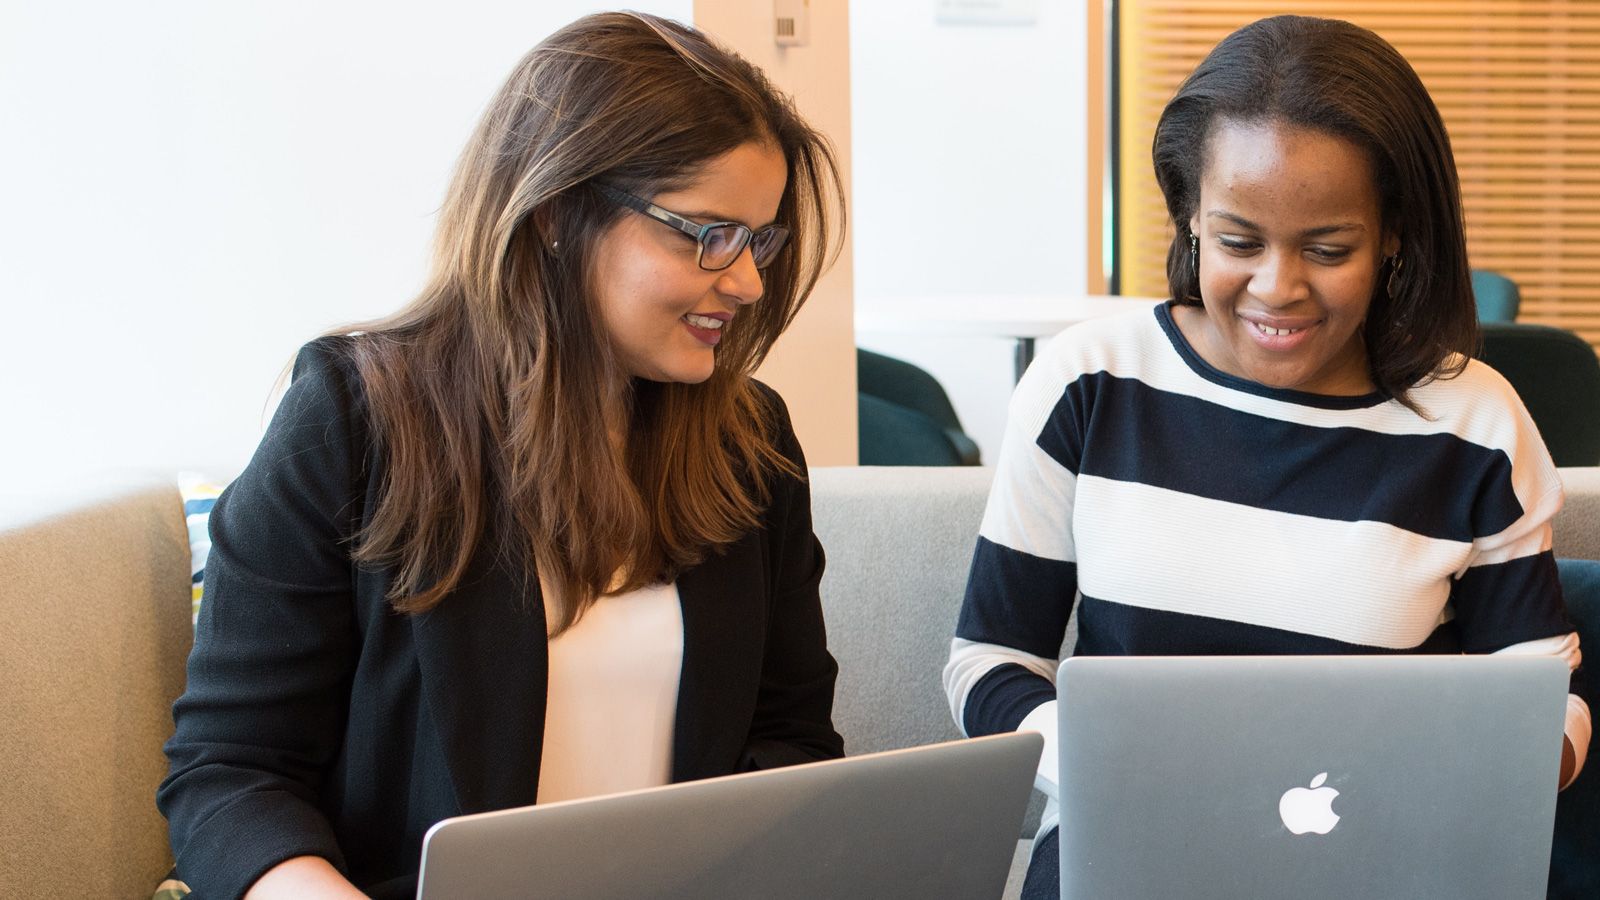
top-left (748, 378), bottom-right (803, 464)
top-left (267, 335), bottom-right (372, 445)
top-left (288, 335), bottom-right (364, 407)
top-left (244, 336), bottom-right (374, 499)
top-left (1408, 356), bottom-right (1562, 507)
top-left (1007, 304), bottom-right (1172, 433)
top-left (1035, 302), bottom-right (1169, 376)
top-left (1423, 353), bottom-right (1522, 405)
top-left (215, 336), bottom-right (377, 545)
top-left (749, 377), bottom-right (789, 418)
top-left (1410, 355), bottom-right (1544, 454)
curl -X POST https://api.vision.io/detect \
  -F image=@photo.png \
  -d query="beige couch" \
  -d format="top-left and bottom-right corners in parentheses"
top-left (1, 480), bottom-right (191, 895)
top-left (4, 467), bottom-right (1599, 896)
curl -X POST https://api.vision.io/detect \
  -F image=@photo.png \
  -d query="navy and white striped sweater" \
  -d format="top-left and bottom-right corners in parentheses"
top-left (945, 302), bottom-right (1590, 812)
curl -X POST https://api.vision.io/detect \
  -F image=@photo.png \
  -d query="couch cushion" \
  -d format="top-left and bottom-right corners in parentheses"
top-left (1556, 468), bottom-right (1600, 562)
top-left (812, 466), bottom-right (1074, 837)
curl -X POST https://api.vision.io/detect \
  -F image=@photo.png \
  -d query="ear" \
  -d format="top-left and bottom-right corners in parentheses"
top-left (1188, 213), bottom-right (1200, 237)
top-left (1382, 231), bottom-right (1400, 259)
top-left (531, 205), bottom-right (558, 250)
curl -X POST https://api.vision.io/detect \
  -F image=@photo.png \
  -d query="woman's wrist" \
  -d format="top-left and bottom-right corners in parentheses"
top-left (243, 856), bottom-right (365, 899)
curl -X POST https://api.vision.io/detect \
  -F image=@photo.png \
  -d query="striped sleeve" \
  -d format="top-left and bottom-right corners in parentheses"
top-left (1447, 376), bottom-right (1568, 653)
top-left (945, 337), bottom-right (1088, 788)
top-left (1443, 365), bottom-right (1589, 787)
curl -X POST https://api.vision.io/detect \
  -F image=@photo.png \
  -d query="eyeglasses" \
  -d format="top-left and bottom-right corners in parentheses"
top-left (594, 183), bottom-right (790, 272)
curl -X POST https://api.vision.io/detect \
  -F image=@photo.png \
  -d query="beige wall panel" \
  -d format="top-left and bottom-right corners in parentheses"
top-left (696, 1), bottom-right (858, 465)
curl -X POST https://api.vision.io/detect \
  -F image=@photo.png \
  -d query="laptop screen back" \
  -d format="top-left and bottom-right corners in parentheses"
top-left (418, 732), bottom-right (1042, 900)
top-left (1056, 655), bottom-right (1567, 900)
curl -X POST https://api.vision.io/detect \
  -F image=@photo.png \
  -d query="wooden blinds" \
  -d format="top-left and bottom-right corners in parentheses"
top-left (1118, 1), bottom-right (1600, 350)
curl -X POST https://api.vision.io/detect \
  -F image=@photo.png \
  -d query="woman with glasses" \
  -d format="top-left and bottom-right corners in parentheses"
top-left (158, 12), bottom-right (844, 899)
top-left (945, 15), bottom-right (1590, 898)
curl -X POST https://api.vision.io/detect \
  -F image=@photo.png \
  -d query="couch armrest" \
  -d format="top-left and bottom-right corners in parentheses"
top-left (0, 480), bottom-right (192, 896)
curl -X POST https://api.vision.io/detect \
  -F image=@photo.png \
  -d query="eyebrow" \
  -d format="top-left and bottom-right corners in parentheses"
top-left (1206, 210), bottom-right (1366, 238)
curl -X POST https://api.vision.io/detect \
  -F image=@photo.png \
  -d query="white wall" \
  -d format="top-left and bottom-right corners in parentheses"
top-left (850, 1), bottom-right (1090, 462)
top-left (3, 1), bottom-right (1091, 484)
top-left (0, 0), bottom-right (689, 486)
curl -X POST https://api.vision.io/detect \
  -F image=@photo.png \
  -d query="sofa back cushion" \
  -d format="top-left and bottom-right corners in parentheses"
top-left (812, 466), bottom-right (993, 754)
top-left (813, 466), bottom-right (1083, 755)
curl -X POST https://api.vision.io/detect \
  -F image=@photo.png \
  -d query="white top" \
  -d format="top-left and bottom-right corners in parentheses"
top-left (535, 580), bottom-right (684, 805)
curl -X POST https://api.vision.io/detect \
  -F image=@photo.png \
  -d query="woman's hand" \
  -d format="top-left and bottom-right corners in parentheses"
top-left (244, 856), bottom-right (367, 899)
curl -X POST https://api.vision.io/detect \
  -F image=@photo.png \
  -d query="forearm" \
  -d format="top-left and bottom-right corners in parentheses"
top-left (1488, 633), bottom-right (1589, 789)
top-left (1560, 693), bottom-right (1589, 790)
top-left (944, 639), bottom-right (1059, 799)
top-left (943, 638), bottom-right (1057, 736)
top-left (744, 576), bottom-right (846, 766)
top-left (1017, 699), bottom-right (1061, 799)
top-left (751, 424), bottom-right (846, 765)
top-left (244, 856), bottom-right (365, 900)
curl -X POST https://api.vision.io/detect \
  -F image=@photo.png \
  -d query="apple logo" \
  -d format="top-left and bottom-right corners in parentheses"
top-left (1278, 772), bottom-right (1341, 835)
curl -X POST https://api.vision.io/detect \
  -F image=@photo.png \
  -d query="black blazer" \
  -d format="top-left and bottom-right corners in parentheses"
top-left (158, 341), bottom-right (843, 900)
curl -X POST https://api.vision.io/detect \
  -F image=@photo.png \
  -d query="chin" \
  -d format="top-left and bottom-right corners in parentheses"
top-left (629, 353), bottom-right (717, 386)
top-left (658, 365), bottom-right (716, 386)
top-left (1262, 368), bottom-right (1350, 394)
top-left (1238, 362), bottom-right (1312, 391)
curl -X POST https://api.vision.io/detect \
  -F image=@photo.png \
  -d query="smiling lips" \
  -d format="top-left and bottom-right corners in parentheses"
top-left (682, 312), bottom-right (730, 346)
top-left (1242, 314), bottom-right (1317, 350)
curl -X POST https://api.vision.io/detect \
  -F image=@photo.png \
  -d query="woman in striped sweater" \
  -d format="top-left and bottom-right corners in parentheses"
top-left (945, 16), bottom-right (1590, 898)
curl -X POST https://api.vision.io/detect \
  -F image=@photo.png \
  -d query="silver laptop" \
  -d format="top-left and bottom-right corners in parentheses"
top-left (1056, 655), bottom-right (1569, 900)
top-left (417, 732), bottom-right (1042, 900)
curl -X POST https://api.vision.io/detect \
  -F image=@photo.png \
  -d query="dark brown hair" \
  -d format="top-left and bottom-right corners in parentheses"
top-left (1152, 15), bottom-right (1477, 408)
top-left (334, 12), bottom-right (843, 630)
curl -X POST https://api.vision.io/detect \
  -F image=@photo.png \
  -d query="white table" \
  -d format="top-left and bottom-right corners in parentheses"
top-left (855, 294), bottom-right (1164, 382)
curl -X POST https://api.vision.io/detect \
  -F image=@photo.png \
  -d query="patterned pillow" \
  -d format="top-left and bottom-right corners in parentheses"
top-left (154, 477), bottom-right (223, 897)
top-left (179, 473), bottom-right (224, 625)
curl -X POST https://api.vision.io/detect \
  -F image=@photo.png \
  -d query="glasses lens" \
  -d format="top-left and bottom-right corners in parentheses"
top-left (699, 225), bottom-right (750, 271)
top-left (749, 226), bottom-right (790, 269)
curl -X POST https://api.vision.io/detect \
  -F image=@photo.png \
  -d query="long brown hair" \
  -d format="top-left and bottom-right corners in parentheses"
top-left (334, 12), bottom-right (843, 631)
top-left (1153, 15), bottom-right (1477, 410)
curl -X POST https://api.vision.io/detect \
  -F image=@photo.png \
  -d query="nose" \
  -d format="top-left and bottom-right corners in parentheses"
top-left (1248, 249), bottom-right (1311, 307)
top-left (715, 245), bottom-right (764, 306)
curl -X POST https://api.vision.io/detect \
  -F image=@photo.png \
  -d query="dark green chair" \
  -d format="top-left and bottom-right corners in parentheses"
top-left (1477, 323), bottom-right (1600, 467)
top-left (1472, 269), bottom-right (1522, 323)
top-left (1551, 558), bottom-right (1599, 899)
top-left (858, 348), bottom-right (980, 466)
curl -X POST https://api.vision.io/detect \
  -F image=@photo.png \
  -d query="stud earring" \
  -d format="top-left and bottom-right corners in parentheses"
top-left (550, 240), bottom-right (561, 255)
